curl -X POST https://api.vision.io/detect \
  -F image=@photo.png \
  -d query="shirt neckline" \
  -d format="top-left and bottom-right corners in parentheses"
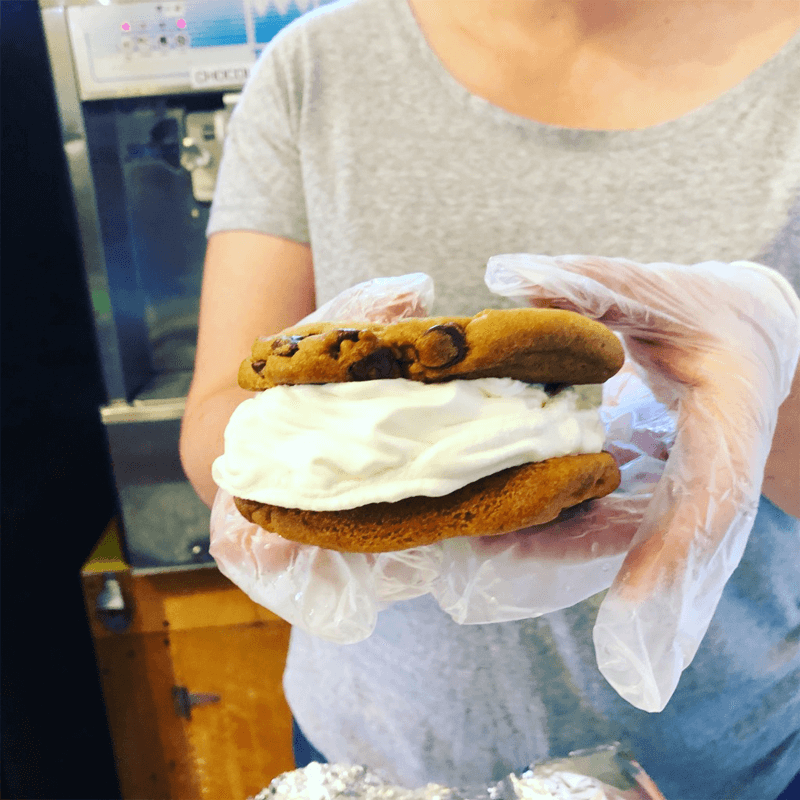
top-left (390, 0), bottom-right (800, 150)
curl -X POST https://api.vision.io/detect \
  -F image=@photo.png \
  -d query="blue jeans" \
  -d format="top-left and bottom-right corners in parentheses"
top-left (292, 718), bottom-right (328, 767)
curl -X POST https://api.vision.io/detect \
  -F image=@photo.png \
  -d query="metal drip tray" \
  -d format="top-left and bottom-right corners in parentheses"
top-left (101, 370), bottom-right (212, 569)
top-left (101, 371), bottom-right (193, 424)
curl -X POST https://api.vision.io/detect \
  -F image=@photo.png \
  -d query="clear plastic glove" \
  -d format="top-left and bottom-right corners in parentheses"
top-left (485, 254), bottom-right (800, 711)
top-left (210, 261), bottom-right (799, 712)
top-left (212, 274), bottom-right (667, 651)
top-left (210, 273), bottom-right (439, 642)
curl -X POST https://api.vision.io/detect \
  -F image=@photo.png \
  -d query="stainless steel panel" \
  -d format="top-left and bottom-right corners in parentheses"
top-left (41, 5), bottom-right (133, 402)
top-left (82, 101), bottom-right (156, 398)
top-left (99, 100), bottom-right (207, 373)
top-left (105, 416), bottom-right (212, 567)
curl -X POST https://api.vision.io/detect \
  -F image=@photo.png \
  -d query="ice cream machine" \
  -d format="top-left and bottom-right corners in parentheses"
top-left (40, 0), bottom-right (332, 568)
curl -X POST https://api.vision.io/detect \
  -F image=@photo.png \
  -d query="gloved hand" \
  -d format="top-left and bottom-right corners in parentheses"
top-left (209, 273), bottom-right (439, 642)
top-left (209, 270), bottom-right (652, 640)
top-left (210, 259), bottom-right (799, 713)
top-left (485, 254), bottom-right (800, 711)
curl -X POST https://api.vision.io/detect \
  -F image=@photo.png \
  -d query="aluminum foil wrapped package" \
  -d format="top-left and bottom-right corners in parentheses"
top-left (249, 744), bottom-right (666, 800)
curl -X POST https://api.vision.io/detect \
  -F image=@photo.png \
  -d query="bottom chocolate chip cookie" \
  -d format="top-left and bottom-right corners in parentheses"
top-left (233, 452), bottom-right (621, 553)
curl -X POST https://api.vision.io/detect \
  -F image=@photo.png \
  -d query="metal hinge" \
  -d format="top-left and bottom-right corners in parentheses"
top-left (95, 574), bottom-right (132, 633)
top-left (172, 686), bottom-right (221, 720)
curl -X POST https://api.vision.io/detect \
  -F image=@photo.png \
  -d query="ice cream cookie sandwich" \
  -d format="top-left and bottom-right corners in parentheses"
top-left (215, 308), bottom-right (625, 552)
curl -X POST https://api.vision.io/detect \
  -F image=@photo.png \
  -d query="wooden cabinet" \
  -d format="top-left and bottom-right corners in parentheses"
top-left (81, 521), bottom-right (294, 799)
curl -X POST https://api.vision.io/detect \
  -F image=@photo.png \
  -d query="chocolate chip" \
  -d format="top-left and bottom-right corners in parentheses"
top-left (417, 323), bottom-right (467, 368)
top-left (348, 347), bottom-right (403, 380)
top-left (328, 328), bottom-right (360, 358)
top-left (270, 334), bottom-right (304, 357)
top-left (251, 360), bottom-right (266, 374)
top-left (398, 344), bottom-right (419, 364)
top-left (543, 383), bottom-right (567, 396)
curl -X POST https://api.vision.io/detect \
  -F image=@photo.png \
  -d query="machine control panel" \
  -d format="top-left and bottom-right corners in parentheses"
top-left (66, 0), bottom-right (333, 99)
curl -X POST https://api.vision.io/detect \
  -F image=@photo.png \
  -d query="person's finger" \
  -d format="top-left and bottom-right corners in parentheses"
top-left (210, 490), bottom-right (382, 641)
top-left (485, 254), bottom-right (709, 338)
top-left (432, 494), bottom-right (648, 624)
top-left (593, 387), bottom-right (760, 711)
top-left (210, 488), bottom-right (302, 571)
top-left (473, 493), bottom-right (648, 562)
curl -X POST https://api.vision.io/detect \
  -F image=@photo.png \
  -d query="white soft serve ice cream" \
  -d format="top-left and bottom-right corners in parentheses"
top-left (212, 377), bottom-right (605, 511)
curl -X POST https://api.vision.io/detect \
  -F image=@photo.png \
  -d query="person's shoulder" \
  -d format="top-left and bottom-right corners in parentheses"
top-left (242, 0), bottom-right (403, 110)
top-left (248, 0), bottom-right (402, 99)
top-left (269, 0), bottom-right (391, 54)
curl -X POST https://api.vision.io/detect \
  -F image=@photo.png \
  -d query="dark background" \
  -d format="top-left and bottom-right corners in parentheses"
top-left (2, 1), bottom-right (121, 797)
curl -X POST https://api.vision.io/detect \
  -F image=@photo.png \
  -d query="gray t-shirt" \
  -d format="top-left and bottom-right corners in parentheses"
top-left (208, 1), bottom-right (800, 797)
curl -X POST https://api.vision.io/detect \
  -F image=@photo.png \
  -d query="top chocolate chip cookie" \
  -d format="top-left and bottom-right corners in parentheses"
top-left (238, 308), bottom-right (625, 391)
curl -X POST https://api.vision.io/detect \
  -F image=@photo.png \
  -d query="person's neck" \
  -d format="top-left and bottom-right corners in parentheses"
top-left (407, 0), bottom-right (800, 129)
top-left (420, 0), bottom-right (800, 68)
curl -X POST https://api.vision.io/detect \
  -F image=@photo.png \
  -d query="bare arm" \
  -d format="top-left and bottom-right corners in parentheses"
top-left (762, 362), bottom-right (800, 518)
top-left (180, 231), bottom-right (316, 507)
